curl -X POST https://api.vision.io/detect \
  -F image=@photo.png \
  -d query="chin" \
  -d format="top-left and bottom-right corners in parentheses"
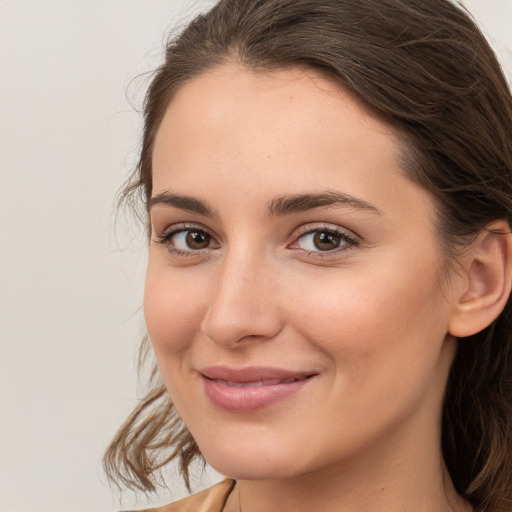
top-left (209, 458), bottom-right (299, 482)
top-left (197, 437), bottom-right (305, 481)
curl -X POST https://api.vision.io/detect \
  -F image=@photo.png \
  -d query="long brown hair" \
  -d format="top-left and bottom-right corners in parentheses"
top-left (104, 1), bottom-right (512, 510)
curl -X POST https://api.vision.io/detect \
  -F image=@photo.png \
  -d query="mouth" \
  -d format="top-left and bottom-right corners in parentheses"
top-left (209, 377), bottom-right (307, 387)
top-left (199, 366), bottom-right (317, 412)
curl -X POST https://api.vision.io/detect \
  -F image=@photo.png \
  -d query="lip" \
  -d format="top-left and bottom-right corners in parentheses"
top-left (200, 366), bottom-right (317, 412)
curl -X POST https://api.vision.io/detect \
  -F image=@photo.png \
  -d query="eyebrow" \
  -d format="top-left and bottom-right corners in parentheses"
top-left (267, 191), bottom-right (382, 216)
top-left (149, 192), bottom-right (216, 217)
top-left (148, 190), bottom-right (382, 217)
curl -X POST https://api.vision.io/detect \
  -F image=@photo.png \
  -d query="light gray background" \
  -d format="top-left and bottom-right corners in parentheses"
top-left (1, 1), bottom-right (511, 511)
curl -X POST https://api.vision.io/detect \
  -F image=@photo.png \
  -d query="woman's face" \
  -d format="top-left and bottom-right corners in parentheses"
top-left (145, 64), bottom-right (459, 481)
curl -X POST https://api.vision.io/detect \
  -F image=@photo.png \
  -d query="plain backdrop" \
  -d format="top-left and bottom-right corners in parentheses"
top-left (0, 1), bottom-right (511, 511)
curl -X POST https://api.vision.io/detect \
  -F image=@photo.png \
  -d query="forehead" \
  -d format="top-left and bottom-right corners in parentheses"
top-left (151, 63), bottom-right (433, 227)
top-left (154, 66), bottom-right (396, 171)
top-left (155, 64), bottom-right (395, 148)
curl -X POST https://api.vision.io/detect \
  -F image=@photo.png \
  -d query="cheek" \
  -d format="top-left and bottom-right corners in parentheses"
top-left (143, 262), bottom-right (208, 361)
top-left (289, 270), bottom-right (451, 440)
top-left (289, 257), bottom-right (449, 381)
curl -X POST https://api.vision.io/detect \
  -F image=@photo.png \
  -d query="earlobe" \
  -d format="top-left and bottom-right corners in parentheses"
top-left (448, 220), bottom-right (512, 338)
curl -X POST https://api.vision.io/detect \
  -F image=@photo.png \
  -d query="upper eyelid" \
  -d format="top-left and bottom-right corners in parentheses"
top-left (291, 222), bottom-right (359, 240)
top-left (155, 222), bottom-right (215, 238)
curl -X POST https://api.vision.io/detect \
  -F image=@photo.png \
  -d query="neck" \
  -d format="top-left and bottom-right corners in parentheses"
top-left (230, 469), bottom-right (471, 512)
top-left (224, 413), bottom-right (472, 512)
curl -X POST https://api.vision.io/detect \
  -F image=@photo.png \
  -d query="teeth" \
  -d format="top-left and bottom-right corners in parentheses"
top-left (215, 378), bottom-right (299, 387)
top-left (227, 380), bottom-right (262, 387)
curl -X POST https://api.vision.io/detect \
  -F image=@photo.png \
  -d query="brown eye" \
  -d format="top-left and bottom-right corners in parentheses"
top-left (158, 228), bottom-right (216, 252)
top-left (312, 231), bottom-right (342, 251)
top-left (292, 227), bottom-right (357, 254)
top-left (184, 230), bottom-right (212, 249)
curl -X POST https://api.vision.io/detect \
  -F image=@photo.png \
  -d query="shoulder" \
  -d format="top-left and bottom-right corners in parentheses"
top-left (124, 479), bottom-right (236, 512)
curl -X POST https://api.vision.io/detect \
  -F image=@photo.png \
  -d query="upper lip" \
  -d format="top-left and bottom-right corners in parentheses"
top-left (200, 365), bottom-right (317, 383)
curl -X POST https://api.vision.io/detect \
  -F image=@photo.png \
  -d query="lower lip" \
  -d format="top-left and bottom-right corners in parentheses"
top-left (202, 376), bottom-right (312, 412)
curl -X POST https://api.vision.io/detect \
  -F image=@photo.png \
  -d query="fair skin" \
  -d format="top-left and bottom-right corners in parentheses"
top-left (142, 63), bottom-right (501, 512)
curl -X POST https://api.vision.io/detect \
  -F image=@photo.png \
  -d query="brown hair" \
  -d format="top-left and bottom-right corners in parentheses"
top-left (104, 1), bottom-right (512, 510)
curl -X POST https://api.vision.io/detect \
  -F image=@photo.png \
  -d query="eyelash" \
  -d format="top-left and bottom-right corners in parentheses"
top-left (290, 225), bottom-right (358, 258)
top-left (153, 223), bottom-right (216, 257)
top-left (152, 223), bottom-right (359, 258)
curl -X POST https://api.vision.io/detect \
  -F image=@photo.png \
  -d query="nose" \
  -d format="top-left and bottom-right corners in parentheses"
top-left (201, 253), bottom-right (284, 348)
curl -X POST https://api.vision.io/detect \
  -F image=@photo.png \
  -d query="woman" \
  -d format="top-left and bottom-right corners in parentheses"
top-left (104, 1), bottom-right (512, 511)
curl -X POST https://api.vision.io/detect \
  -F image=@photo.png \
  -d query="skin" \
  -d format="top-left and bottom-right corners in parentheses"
top-left (145, 64), bottom-right (474, 511)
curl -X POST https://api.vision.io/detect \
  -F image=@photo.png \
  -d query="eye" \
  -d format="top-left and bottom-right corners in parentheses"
top-left (291, 226), bottom-right (357, 253)
top-left (172, 229), bottom-right (213, 250)
top-left (153, 225), bottom-right (219, 254)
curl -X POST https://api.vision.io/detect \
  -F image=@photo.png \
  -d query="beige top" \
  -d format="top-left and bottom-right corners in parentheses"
top-left (127, 479), bottom-right (236, 512)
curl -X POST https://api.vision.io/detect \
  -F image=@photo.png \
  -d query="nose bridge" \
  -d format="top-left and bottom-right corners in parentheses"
top-left (202, 245), bottom-right (282, 347)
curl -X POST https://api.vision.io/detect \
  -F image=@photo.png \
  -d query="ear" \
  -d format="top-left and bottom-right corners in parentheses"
top-left (448, 220), bottom-right (512, 338)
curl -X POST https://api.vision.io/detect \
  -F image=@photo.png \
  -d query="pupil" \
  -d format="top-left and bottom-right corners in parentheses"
top-left (186, 231), bottom-right (210, 249)
top-left (313, 231), bottom-right (340, 251)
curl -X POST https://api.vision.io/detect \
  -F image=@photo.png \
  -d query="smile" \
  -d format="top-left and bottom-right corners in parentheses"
top-left (200, 366), bottom-right (316, 412)
top-left (213, 377), bottom-right (304, 387)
